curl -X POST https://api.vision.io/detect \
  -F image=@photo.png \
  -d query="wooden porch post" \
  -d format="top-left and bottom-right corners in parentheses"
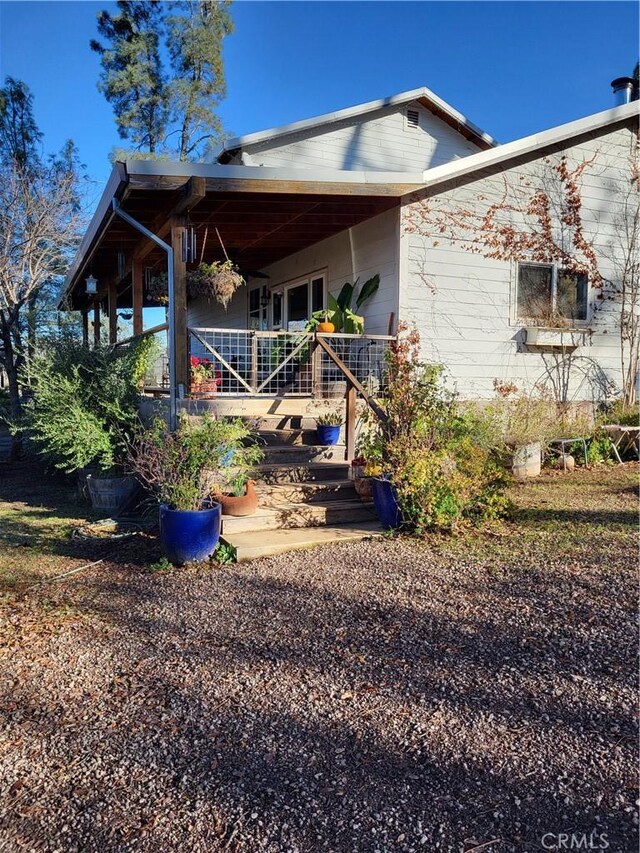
top-left (108, 281), bottom-right (118, 344)
top-left (132, 259), bottom-right (143, 336)
top-left (345, 382), bottom-right (356, 462)
top-left (170, 217), bottom-right (189, 394)
top-left (93, 298), bottom-right (101, 348)
top-left (81, 309), bottom-right (89, 347)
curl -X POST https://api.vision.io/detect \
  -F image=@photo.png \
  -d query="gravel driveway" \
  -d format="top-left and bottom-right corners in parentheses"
top-left (0, 472), bottom-right (637, 852)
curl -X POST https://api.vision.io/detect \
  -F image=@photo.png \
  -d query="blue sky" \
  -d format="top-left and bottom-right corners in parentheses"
top-left (0, 0), bottom-right (637, 193)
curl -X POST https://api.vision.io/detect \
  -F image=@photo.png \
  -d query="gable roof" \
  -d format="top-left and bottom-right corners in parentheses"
top-left (415, 100), bottom-right (638, 193)
top-left (215, 86), bottom-right (498, 163)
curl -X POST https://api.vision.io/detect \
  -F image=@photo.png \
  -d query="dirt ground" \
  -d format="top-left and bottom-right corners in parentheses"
top-left (0, 460), bottom-right (637, 852)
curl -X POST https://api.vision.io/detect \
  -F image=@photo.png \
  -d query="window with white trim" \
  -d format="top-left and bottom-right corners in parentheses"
top-left (271, 272), bottom-right (327, 330)
top-left (517, 262), bottom-right (588, 325)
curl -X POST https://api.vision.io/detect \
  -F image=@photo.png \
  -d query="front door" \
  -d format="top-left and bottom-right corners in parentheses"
top-left (271, 273), bottom-right (326, 331)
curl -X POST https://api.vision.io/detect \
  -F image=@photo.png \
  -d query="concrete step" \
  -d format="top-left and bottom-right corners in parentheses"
top-left (220, 499), bottom-right (376, 534)
top-left (258, 479), bottom-right (357, 504)
top-left (258, 444), bottom-right (345, 464)
top-left (224, 520), bottom-right (383, 561)
top-left (256, 461), bottom-right (351, 484)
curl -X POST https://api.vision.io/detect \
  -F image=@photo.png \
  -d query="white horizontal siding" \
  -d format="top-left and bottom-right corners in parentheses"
top-left (399, 125), bottom-right (635, 401)
top-left (238, 101), bottom-right (481, 173)
top-left (263, 208), bottom-right (399, 336)
top-left (186, 208), bottom-right (400, 337)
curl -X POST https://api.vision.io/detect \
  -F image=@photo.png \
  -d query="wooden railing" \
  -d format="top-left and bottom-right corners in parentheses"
top-left (188, 327), bottom-right (395, 458)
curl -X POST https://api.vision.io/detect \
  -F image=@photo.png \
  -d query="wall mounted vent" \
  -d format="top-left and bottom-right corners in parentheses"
top-left (406, 109), bottom-right (420, 129)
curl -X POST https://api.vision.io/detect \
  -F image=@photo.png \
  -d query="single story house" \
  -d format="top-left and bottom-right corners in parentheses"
top-left (61, 84), bottom-right (639, 424)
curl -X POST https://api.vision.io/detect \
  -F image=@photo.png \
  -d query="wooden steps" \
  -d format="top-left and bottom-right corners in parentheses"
top-left (220, 419), bottom-right (382, 560)
top-left (221, 499), bottom-right (376, 534)
top-left (226, 521), bottom-right (382, 561)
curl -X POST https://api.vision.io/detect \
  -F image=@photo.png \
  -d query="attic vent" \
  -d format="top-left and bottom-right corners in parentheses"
top-left (406, 109), bottom-right (420, 129)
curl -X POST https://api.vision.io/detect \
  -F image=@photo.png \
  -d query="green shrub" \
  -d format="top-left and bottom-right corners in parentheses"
top-left (600, 399), bottom-right (639, 427)
top-left (128, 413), bottom-right (263, 511)
top-left (21, 333), bottom-right (156, 474)
top-left (361, 326), bottom-right (510, 534)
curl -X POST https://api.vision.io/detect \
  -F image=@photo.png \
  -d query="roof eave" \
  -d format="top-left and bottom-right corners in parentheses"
top-left (59, 162), bottom-right (129, 308)
top-left (415, 101), bottom-right (639, 195)
top-left (213, 85), bottom-right (497, 162)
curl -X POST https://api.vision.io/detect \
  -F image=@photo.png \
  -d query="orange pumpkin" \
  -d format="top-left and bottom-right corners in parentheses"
top-left (317, 321), bottom-right (335, 333)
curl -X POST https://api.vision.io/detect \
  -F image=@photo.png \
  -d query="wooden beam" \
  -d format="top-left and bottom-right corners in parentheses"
top-left (108, 282), bottom-right (118, 344)
top-left (345, 383), bottom-right (356, 462)
top-left (133, 177), bottom-right (206, 263)
top-left (132, 259), bottom-right (144, 336)
top-left (171, 217), bottom-right (189, 392)
top-left (173, 176), bottom-right (206, 217)
top-left (93, 298), bottom-right (101, 348)
top-left (81, 310), bottom-right (89, 347)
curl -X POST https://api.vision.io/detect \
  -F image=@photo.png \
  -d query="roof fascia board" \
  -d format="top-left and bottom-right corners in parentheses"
top-left (416, 102), bottom-right (639, 193)
top-left (213, 85), bottom-right (497, 159)
top-left (125, 159), bottom-right (426, 187)
top-left (60, 163), bottom-right (128, 303)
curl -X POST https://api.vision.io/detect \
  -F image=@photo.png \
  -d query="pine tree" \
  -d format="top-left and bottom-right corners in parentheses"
top-left (91, 1), bottom-right (233, 161)
top-left (0, 77), bottom-right (43, 168)
top-left (90, 1), bottom-right (167, 155)
top-left (165, 1), bottom-right (234, 161)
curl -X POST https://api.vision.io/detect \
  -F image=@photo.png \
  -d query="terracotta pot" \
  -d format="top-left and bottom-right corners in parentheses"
top-left (217, 480), bottom-right (259, 517)
top-left (354, 477), bottom-right (373, 502)
top-left (317, 321), bottom-right (335, 333)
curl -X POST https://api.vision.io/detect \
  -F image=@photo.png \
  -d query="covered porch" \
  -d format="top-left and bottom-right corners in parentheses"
top-left (61, 160), bottom-right (421, 449)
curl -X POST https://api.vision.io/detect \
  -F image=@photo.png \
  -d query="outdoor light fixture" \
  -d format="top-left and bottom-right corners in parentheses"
top-left (85, 274), bottom-right (98, 295)
top-left (260, 293), bottom-right (270, 309)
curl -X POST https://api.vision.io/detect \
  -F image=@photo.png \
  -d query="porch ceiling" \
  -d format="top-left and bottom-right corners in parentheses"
top-left (67, 186), bottom-right (398, 310)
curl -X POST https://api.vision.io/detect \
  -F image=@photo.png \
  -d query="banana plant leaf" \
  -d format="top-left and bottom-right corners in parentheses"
top-left (343, 309), bottom-right (364, 335)
top-left (327, 292), bottom-right (343, 332)
top-left (336, 279), bottom-right (357, 312)
top-left (355, 274), bottom-right (380, 309)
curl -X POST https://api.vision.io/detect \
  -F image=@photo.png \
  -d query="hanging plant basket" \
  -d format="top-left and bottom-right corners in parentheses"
top-left (147, 272), bottom-right (169, 305)
top-left (187, 261), bottom-right (245, 309)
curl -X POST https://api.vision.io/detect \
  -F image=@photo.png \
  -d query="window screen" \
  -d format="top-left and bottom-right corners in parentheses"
top-left (557, 271), bottom-right (588, 321)
top-left (518, 264), bottom-right (553, 320)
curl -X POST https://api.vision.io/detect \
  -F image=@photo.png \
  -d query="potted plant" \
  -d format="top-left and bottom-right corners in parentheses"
top-left (489, 381), bottom-right (555, 480)
top-left (308, 309), bottom-right (336, 334)
top-left (128, 414), bottom-right (262, 564)
top-left (190, 356), bottom-right (221, 397)
top-left (350, 455), bottom-right (375, 502)
top-left (315, 408), bottom-right (343, 445)
top-left (187, 260), bottom-right (245, 309)
top-left (361, 325), bottom-right (509, 533)
top-left (21, 334), bottom-right (156, 512)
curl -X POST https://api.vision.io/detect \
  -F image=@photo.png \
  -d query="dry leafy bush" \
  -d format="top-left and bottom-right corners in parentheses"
top-left (361, 326), bottom-right (510, 533)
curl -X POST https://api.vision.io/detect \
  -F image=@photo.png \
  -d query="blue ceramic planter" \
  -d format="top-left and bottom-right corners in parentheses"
top-left (372, 477), bottom-right (402, 529)
top-left (317, 424), bottom-right (341, 445)
top-left (159, 502), bottom-right (222, 565)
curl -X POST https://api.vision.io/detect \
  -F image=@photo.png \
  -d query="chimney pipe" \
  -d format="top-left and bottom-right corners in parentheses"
top-left (610, 76), bottom-right (634, 106)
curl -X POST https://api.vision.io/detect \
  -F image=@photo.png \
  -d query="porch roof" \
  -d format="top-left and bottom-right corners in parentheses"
top-left (61, 161), bottom-right (424, 311)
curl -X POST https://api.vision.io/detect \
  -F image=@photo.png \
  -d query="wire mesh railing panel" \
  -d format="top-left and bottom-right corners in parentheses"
top-left (189, 329), bottom-right (315, 395)
top-left (187, 328), bottom-right (394, 399)
top-left (316, 335), bottom-right (392, 400)
top-left (190, 328), bottom-right (254, 394)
